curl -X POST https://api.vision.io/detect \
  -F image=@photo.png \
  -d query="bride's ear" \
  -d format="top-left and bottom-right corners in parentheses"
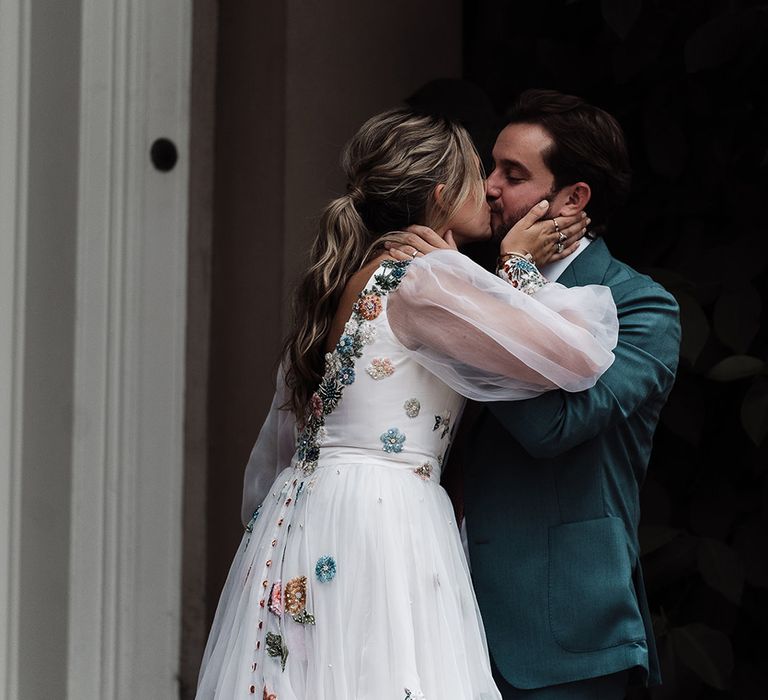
top-left (556, 182), bottom-right (591, 216)
top-left (433, 183), bottom-right (446, 206)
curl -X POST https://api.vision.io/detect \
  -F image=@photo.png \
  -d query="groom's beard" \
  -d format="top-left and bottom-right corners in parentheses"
top-left (490, 187), bottom-right (559, 242)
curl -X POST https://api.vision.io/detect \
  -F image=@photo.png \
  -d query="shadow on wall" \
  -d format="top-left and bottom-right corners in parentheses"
top-left (459, 0), bottom-right (768, 697)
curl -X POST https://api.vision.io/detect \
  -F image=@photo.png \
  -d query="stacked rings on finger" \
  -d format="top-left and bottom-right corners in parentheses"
top-left (555, 225), bottom-right (567, 253)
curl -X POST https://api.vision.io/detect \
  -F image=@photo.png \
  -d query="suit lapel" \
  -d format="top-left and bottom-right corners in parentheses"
top-left (556, 238), bottom-right (613, 288)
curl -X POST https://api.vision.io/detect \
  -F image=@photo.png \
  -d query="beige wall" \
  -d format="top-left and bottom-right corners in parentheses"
top-left (282, 1), bottom-right (464, 310)
top-left (187, 0), bottom-right (462, 693)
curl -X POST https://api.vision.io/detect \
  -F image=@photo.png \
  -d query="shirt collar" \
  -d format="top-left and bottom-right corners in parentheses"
top-left (539, 237), bottom-right (592, 282)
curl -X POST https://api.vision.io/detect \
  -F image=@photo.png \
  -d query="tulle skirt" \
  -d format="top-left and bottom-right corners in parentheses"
top-left (196, 459), bottom-right (501, 700)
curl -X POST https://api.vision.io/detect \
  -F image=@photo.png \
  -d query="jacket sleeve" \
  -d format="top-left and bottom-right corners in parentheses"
top-left (487, 280), bottom-right (681, 459)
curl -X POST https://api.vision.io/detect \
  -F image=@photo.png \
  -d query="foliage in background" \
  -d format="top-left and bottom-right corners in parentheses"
top-left (464, 1), bottom-right (768, 697)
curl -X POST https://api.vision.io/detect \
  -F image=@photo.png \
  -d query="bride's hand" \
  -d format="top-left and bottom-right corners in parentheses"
top-left (382, 226), bottom-right (458, 261)
top-left (501, 201), bottom-right (589, 266)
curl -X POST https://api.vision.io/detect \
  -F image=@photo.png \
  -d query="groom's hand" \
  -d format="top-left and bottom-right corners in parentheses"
top-left (382, 225), bottom-right (458, 261)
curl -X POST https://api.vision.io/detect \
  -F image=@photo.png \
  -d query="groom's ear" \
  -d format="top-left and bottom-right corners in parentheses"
top-left (555, 182), bottom-right (591, 216)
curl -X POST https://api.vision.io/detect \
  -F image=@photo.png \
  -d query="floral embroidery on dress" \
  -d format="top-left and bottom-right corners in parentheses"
top-left (374, 260), bottom-right (409, 291)
top-left (404, 689), bottom-right (426, 700)
top-left (338, 366), bottom-right (356, 385)
top-left (358, 321), bottom-right (377, 345)
top-left (265, 632), bottom-right (288, 671)
top-left (366, 357), bottom-right (395, 380)
top-left (245, 505), bottom-right (261, 533)
top-left (354, 293), bottom-right (383, 320)
top-left (315, 555), bottom-right (337, 582)
top-left (263, 688), bottom-right (277, 700)
top-left (414, 463), bottom-right (433, 480)
top-left (292, 609), bottom-right (316, 625)
top-left (284, 576), bottom-right (308, 615)
top-left (294, 260), bottom-right (410, 474)
top-left (324, 352), bottom-right (341, 375)
top-left (403, 398), bottom-right (421, 418)
top-left (433, 411), bottom-right (451, 439)
top-left (268, 581), bottom-right (282, 616)
top-left (380, 427), bottom-right (406, 453)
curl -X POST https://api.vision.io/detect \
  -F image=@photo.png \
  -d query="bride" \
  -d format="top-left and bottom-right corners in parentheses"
top-left (196, 109), bottom-right (618, 699)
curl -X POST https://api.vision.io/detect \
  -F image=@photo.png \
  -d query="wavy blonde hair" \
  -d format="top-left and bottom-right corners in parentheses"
top-left (283, 109), bottom-right (484, 421)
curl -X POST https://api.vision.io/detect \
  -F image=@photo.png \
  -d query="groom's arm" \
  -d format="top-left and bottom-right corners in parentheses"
top-left (487, 281), bottom-right (680, 459)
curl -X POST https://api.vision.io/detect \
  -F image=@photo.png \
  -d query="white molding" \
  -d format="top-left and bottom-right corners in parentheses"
top-left (68, 0), bottom-right (191, 696)
top-left (0, 1), bottom-right (30, 697)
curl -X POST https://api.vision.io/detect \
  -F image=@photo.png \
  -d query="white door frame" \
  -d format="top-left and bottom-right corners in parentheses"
top-left (0, 0), bottom-right (191, 696)
top-left (0, 0), bottom-right (30, 696)
top-left (67, 0), bottom-right (192, 697)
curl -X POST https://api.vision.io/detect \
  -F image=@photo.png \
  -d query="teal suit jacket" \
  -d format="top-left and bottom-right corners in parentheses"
top-left (464, 239), bottom-right (680, 689)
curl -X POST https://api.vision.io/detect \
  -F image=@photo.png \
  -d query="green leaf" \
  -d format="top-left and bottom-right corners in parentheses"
top-left (670, 623), bottom-right (734, 690)
top-left (741, 378), bottom-right (768, 446)
top-left (707, 355), bottom-right (765, 382)
top-left (697, 538), bottom-right (745, 604)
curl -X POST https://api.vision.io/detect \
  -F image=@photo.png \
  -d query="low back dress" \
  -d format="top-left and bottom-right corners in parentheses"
top-left (196, 251), bottom-right (619, 700)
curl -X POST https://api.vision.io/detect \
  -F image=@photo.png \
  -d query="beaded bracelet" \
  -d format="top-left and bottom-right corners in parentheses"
top-left (496, 253), bottom-right (548, 295)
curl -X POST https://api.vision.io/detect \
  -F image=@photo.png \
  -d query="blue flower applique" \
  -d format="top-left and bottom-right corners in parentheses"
top-left (337, 334), bottom-right (355, 356)
top-left (315, 555), bottom-right (337, 582)
top-left (380, 427), bottom-right (406, 453)
top-left (338, 366), bottom-right (356, 385)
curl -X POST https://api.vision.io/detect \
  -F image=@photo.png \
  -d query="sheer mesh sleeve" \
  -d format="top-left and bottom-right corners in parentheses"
top-left (386, 250), bottom-right (618, 401)
top-left (240, 364), bottom-right (297, 526)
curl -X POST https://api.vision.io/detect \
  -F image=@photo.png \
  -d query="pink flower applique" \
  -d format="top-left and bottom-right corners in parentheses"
top-left (366, 358), bottom-right (395, 380)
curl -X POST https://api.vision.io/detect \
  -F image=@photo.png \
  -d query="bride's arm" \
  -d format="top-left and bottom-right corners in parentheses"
top-left (386, 250), bottom-right (618, 401)
top-left (240, 364), bottom-right (296, 526)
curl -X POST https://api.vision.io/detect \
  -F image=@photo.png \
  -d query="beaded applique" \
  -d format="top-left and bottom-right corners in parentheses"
top-left (380, 427), bottom-right (406, 453)
top-left (284, 576), bottom-right (308, 616)
top-left (404, 689), bottom-right (426, 700)
top-left (404, 398), bottom-right (420, 418)
top-left (265, 632), bottom-right (288, 670)
top-left (366, 357), bottom-right (395, 380)
top-left (294, 260), bottom-right (410, 474)
top-left (292, 609), bottom-right (316, 625)
top-left (268, 581), bottom-right (282, 616)
top-left (433, 411), bottom-right (451, 439)
top-left (414, 463), bottom-right (433, 480)
top-left (315, 555), bottom-right (337, 582)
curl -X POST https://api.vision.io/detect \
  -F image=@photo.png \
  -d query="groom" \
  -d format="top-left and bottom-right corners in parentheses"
top-left (393, 90), bottom-right (680, 698)
top-left (465, 90), bottom-right (680, 698)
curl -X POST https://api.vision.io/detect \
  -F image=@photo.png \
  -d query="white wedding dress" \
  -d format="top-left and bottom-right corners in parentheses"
top-left (196, 251), bottom-right (618, 700)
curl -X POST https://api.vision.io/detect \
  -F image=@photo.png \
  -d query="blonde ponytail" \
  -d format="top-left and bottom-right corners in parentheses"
top-left (282, 109), bottom-right (484, 422)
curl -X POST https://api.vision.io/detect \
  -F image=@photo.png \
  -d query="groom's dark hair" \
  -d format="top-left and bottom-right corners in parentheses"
top-left (506, 89), bottom-right (631, 237)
